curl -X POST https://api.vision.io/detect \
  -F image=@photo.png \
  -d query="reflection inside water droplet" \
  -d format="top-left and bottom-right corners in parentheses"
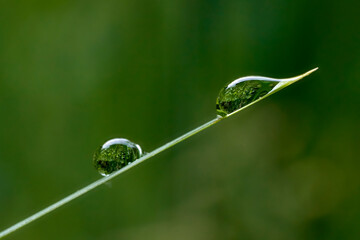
top-left (93, 138), bottom-right (143, 176)
top-left (216, 77), bottom-right (281, 117)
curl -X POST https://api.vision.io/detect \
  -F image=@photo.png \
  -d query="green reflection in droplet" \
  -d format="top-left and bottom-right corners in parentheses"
top-left (216, 78), bottom-right (279, 117)
top-left (93, 138), bottom-right (143, 176)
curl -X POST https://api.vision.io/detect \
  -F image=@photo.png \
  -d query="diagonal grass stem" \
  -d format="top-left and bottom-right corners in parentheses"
top-left (0, 68), bottom-right (317, 239)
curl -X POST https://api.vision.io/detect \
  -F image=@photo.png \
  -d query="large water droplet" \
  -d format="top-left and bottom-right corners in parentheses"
top-left (216, 77), bottom-right (279, 117)
top-left (93, 138), bottom-right (143, 176)
top-left (216, 69), bottom-right (318, 117)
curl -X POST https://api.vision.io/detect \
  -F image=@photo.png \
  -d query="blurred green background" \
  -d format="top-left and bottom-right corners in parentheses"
top-left (0, 0), bottom-right (359, 239)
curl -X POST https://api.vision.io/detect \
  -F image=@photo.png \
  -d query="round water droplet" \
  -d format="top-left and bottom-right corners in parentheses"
top-left (216, 77), bottom-right (281, 117)
top-left (93, 138), bottom-right (143, 176)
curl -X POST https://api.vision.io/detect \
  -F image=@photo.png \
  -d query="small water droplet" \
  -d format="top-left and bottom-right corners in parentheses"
top-left (93, 138), bottom-right (143, 176)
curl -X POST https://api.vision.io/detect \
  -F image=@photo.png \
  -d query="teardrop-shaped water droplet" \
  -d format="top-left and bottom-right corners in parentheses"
top-left (93, 138), bottom-right (143, 176)
top-left (216, 68), bottom-right (318, 117)
top-left (216, 77), bottom-right (280, 117)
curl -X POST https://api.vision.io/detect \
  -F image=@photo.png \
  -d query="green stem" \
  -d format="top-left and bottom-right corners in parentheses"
top-left (0, 68), bottom-right (317, 239)
top-left (0, 117), bottom-right (223, 239)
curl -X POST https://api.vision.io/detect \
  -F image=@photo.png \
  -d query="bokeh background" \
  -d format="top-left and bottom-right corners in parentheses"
top-left (0, 0), bottom-right (359, 239)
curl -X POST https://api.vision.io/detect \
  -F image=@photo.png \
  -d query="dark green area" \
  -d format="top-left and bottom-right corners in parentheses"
top-left (216, 80), bottom-right (277, 116)
top-left (0, 0), bottom-right (359, 239)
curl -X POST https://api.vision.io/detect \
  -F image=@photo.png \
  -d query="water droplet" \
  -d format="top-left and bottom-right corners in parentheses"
top-left (216, 77), bottom-right (279, 117)
top-left (216, 68), bottom-right (318, 117)
top-left (93, 138), bottom-right (143, 176)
